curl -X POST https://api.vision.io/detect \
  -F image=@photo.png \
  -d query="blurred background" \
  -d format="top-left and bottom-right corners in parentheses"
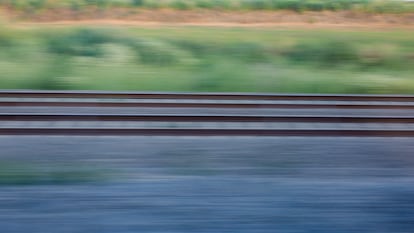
top-left (1, 1), bottom-right (414, 233)
top-left (0, 0), bottom-right (413, 93)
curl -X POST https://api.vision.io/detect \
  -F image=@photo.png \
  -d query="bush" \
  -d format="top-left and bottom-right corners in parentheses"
top-left (132, 39), bottom-right (184, 65)
top-left (192, 59), bottom-right (247, 91)
top-left (46, 29), bottom-right (113, 57)
top-left (1, 0), bottom-right (413, 13)
top-left (142, 0), bottom-right (162, 9)
top-left (28, 0), bottom-right (47, 9)
top-left (223, 42), bottom-right (269, 62)
top-left (169, 39), bottom-right (212, 57)
top-left (287, 40), bottom-right (358, 65)
top-left (4, 0), bottom-right (47, 11)
top-left (272, 0), bottom-right (304, 11)
top-left (0, 24), bottom-right (16, 47)
top-left (195, 0), bottom-right (215, 9)
top-left (364, 0), bottom-right (408, 13)
top-left (357, 44), bottom-right (402, 69)
top-left (241, 0), bottom-right (273, 10)
top-left (304, 0), bottom-right (325, 11)
top-left (171, 0), bottom-right (191, 10)
top-left (132, 0), bottom-right (144, 6)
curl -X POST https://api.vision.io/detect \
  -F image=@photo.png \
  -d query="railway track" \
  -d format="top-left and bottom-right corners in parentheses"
top-left (2, 100), bottom-right (414, 110)
top-left (1, 90), bottom-right (414, 136)
top-left (2, 90), bottom-right (414, 101)
top-left (1, 113), bottom-right (414, 123)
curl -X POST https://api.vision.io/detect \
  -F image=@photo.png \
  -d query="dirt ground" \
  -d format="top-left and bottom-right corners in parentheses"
top-left (2, 8), bottom-right (414, 29)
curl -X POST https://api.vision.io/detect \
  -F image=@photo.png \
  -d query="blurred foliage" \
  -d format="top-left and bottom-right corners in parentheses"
top-left (1, 24), bottom-right (414, 93)
top-left (223, 42), bottom-right (270, 62)
top-left (287, 40), bottom-right (358, 66)
top-left (46, 29), bottom-right (114, 57)
top-left (0, 0), bottom-right (414, 13)
top-left (0, 161), bottom-right (107, 185)
top-left (0, 22), bottom-right (18, 47)
top-left (131, 40), bottom-right (183, 65)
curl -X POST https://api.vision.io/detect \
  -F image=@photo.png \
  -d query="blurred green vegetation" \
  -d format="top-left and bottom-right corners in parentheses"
top-left (1, 0), bottom-right (414, 13)
top-left (0, 161), bottom-right (107, 185)
top-left (1, 23), bottom-right (414, 93)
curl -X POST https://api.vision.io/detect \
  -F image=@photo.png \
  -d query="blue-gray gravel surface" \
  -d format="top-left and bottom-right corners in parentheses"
top-left (0, 136), bottom-right (413, 233)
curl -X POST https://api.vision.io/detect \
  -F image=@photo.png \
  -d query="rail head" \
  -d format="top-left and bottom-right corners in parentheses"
top-left (1, 113), bottom-right (414, 123)
top-left (1, 128), bottom-right (414, 137)
top-left (1, 90), bottom-right (414, 101)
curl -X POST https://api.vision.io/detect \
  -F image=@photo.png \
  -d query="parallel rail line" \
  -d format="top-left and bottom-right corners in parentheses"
top-left (1, 113), bottom-right (414, 124)
top-left (1, 128), bottom-right (414, 137)
top-left (2, 91), bottom-right (414, 136)
top-left (2, 101), bottom-right (414, 110)
top-left (1, 90), bottom-right (414, 102)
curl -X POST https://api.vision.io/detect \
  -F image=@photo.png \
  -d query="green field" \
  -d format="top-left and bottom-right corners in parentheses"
top-left (1, 23), bottom-right (414, 94)
top-left (1, 0), bottom-right (414, 13)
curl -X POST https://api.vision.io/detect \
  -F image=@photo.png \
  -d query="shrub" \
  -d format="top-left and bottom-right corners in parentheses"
top-left (169, 39), bottom-right (210, 57)
top-left (272, 0), bottom-right (305, 11)
top-left (195, 0), bottom-right (233, 9)
top-left (132, 39), bottom-right (184, 65)
top-left (28, 0), bottom-right (47, 9)
top-left (195, 0), bottom-right (215, 9)
top-left (357, 44), bottom-right (402, 69)
top-left (142, 0), bottom-right (163, 9)
top-left (287, 40), bottom-right (358, 65)
top-left (241, 0), bottom-right (273, 10)
top-left (0, 24), bottom-right (16, 47)
top-left (192, 59), bottom-right (250, 92)
top-left (304, 0), bottom-right (325, 11)
top-left (171, 0), bottom-right (191, 10)
top-left (364, 0), bottom-right (408, 13)
top-left (131, 0), bottom-right (144, 6)
top-left (1, 0), bottom-right (413, 13)
top-left (46, 29), bottom-right (113, 57)
top-left (223, 42), bottom-right (269, 62)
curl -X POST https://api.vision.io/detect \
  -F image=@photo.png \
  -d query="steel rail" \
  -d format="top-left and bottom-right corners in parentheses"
top-left (1, 90), bottom-right (414, 102)
top-left (2, 91), bottom-right (414, 136)
top-left (1, 113), bottom-right (414, 123)
top-left (1, 128), bottom-right (414, 137)
top-left (1, 101), bottom-right (414, 109)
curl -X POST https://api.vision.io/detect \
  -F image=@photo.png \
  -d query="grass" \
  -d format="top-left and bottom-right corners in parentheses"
top-left (1, 24), bottom-right (414, 94)
top-left (1, 0), bottom-right (414, 13)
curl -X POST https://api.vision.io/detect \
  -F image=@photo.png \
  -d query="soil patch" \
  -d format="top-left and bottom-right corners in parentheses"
top-left (2, 8), bottom-right (414, 29)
